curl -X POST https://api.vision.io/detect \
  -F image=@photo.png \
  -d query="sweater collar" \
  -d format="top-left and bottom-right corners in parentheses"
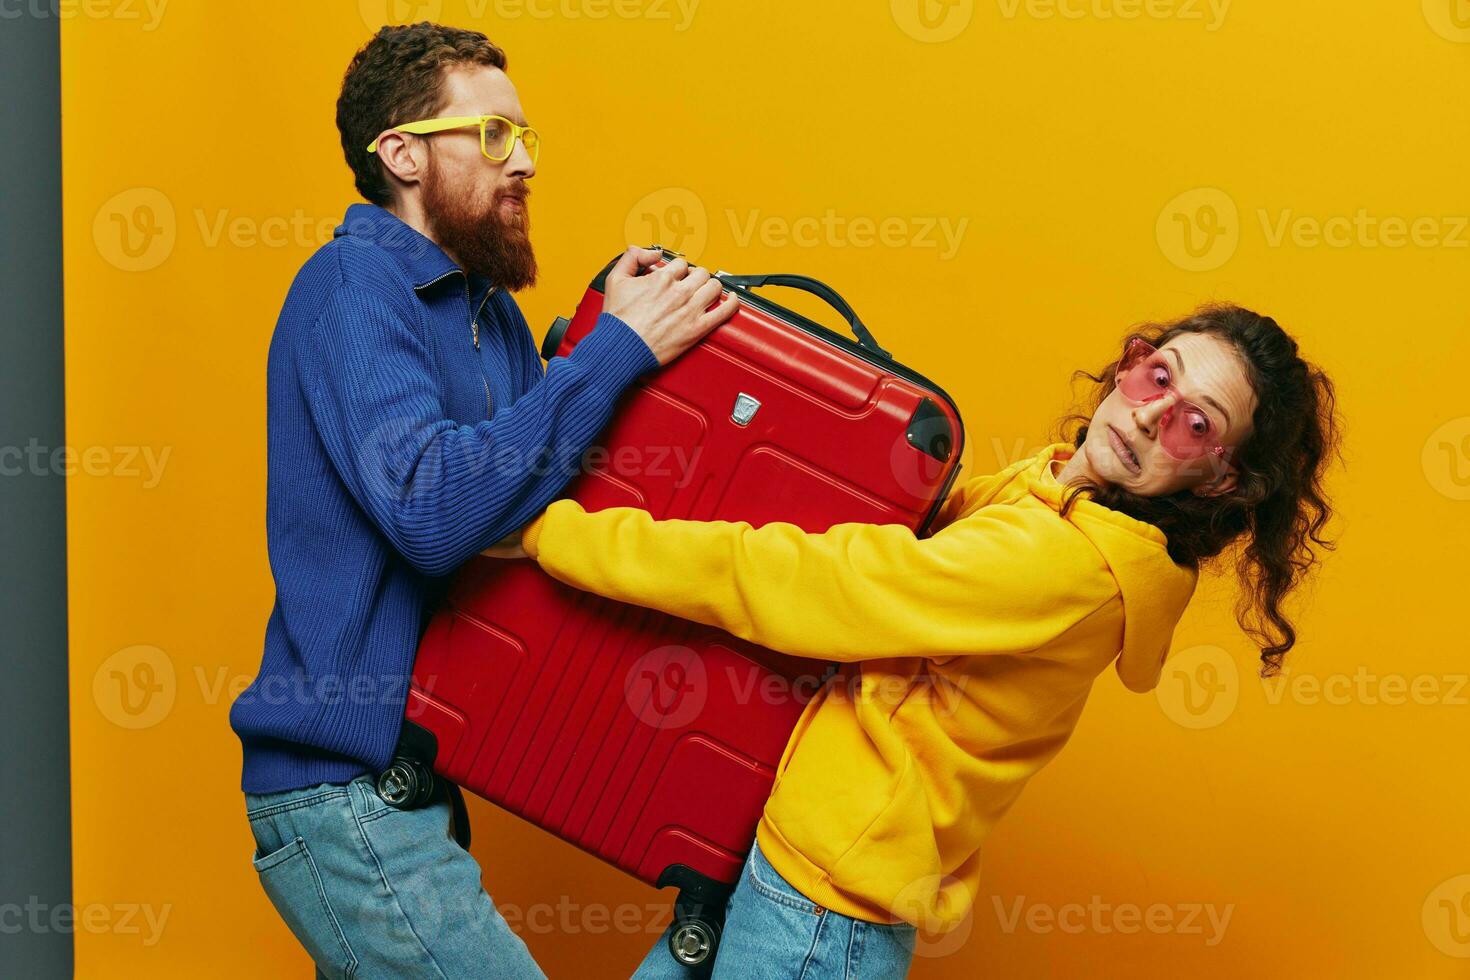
top-left (336, 202), bottom-right (481, 294)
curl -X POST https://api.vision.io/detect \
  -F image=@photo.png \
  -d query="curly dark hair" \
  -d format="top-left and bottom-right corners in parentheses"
top-left (1054, 303), bottom-right (1343, 677)
top-left (337, 23), bottom-right (508, 206)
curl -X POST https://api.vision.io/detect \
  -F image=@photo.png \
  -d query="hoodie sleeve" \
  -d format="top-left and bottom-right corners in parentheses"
top-left (522, 498), bottom-right (1118, 663)
top-left (929, 457), bottom-right (1030, 528)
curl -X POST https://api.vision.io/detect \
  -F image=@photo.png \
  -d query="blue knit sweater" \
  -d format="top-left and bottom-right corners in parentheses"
top-left (229, 203), bottom-right (657, 794)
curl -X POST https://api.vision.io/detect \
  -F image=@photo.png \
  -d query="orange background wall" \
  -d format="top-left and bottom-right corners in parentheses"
top-left (63, 1), bottom-right (1468, 976)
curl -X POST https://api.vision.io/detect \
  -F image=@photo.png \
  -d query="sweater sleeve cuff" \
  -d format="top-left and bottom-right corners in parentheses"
top-left (564, 312), bottom-right (658, 395)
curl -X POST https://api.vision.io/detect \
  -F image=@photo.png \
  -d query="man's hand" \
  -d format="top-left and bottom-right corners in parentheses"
top-left (602, 246), bottom-right (740, 366)
top-left (480, 527), bottom-right (528, 560)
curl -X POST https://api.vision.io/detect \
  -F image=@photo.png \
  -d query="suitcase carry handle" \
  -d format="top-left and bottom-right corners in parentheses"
top-left (716, 273), bottom-right (891, 359)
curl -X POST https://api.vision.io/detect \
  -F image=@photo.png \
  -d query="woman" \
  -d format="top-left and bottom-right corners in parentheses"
top-left (491, 303), bottom-right (1340, 979)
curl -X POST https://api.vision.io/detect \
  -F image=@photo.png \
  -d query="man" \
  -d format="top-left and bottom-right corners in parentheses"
top-left (228, 22), bottom-right (737, 978)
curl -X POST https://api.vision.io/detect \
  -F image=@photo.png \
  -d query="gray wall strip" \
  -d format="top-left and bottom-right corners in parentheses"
top-left (0, 9), bottom-right (73, 979)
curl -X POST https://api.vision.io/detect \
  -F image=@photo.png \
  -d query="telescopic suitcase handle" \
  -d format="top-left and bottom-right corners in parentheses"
top-left (716, 273), bottom-right (891, 359)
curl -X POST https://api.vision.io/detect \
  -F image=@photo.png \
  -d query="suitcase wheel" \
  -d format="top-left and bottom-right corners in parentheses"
top-left (668, 914), bottom-right (720, 967)
top-left (375, 757), bottom-right (435, 809)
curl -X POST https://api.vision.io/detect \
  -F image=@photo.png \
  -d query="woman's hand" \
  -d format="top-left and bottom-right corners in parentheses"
top-left (480, 525), bottom-right (530, 560)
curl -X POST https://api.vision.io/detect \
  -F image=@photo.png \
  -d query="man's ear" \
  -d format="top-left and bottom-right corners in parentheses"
top-left (373, 131), bottom-right (427, 190)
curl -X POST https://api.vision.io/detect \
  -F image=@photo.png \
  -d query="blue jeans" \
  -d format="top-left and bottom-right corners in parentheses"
top-left (632, 839), bottom-right (916, 980)
top-left (243, 774), bottom-right (544, 979)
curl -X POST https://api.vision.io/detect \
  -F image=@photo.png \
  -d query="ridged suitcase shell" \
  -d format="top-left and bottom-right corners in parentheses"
top-left (405, 249), bottom-right (965, 899)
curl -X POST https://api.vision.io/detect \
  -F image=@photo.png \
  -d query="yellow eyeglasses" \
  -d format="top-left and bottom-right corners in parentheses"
top-left (367, 114), bottom-right (541, 164)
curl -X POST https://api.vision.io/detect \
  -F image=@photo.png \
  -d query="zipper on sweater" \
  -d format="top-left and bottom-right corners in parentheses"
top-left (466, 280), bottom-right (495, 416)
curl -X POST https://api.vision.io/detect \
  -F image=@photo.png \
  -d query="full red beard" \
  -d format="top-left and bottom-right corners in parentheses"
top-left (422, 153), bottom-right (538, 291)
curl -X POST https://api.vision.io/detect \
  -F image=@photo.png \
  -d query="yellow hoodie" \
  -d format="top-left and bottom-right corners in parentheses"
top-left (521, 442), bottom-right (1198, 932)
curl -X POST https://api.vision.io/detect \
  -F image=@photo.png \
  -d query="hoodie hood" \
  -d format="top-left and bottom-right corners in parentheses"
top-left (1021, 442), bottom-right (1199, 693)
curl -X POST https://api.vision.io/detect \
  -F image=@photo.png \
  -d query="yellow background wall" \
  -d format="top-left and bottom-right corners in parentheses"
top-left (63, 1), bottom-right (1468, 976)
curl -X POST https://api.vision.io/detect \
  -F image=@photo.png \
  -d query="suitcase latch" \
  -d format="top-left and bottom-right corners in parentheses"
top-left (731, 393), bottom-right (761, 426)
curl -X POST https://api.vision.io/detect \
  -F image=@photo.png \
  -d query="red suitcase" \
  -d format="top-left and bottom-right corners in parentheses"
top-left (393, 249), bottom-right (965, 966)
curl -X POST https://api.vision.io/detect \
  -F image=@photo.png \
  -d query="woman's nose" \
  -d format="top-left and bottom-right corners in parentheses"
top-left (1132, 391), bottom-right (1179, 433)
